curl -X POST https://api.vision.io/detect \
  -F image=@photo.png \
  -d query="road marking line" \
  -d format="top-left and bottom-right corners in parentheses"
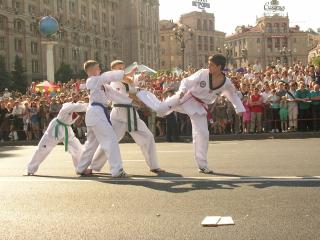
top-left (0, 176), bottom-right (320, 183)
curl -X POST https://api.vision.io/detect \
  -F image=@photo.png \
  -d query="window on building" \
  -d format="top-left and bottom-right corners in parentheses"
top-left (30, 23), bottom-right (38, 35)
top-left (57, 0), bottom-right (63, 11)
top-left (84, 51), bottom-right (89, 61)
top-left (81, 5), bottom-right (87, 17)
top-left (161, 36), bottom-right (165, 42)
top-left (274, 23), bottom-right (280, 33)
top-left (282, 23), bottom-right (287, 33)
top-left (0, 15), bottom-right (6, 30)
top-left (28, 5), bottom-right (36, 15)
top-left (161, 49), bottom-right (165, 55)
top-left (0, 0), bottom-right (6, 8)
top-left (198, 36), bottom-right (202, 50)
top-left (111, 15), bottom-right (115, 26)
top-left (267, 37), bottom-right (272, 49)
top-left (32, 60), bottom-right (39, 73)
top-left (92, 9), bottom-right (97, 21)
top-left (204, 36), bottom-right (208, 51)
top-left (31, 42), bottom-right (38, 55)
top-left (14, 19), bottom-right (24, 32)
top-left (197, 19), bottom-right (201, 30)
top-left (60, 47), bottom-right (65, 61)
top-left (257, 38), bottom-right (260, 44)
top-left (85, 36), bottom-right (90, 45)
top-left (266, 23), bottom-right (272, 33)
top-left (161, 61), bottom-right (165, 67)
top-left (209, 20), bottom-right (213, 31)
top-left (282, 38), bottom-right (288, 47)
top-left (72, 48), bottom-right (77, 60)
top-left (95, 51), bottom-right (100, 61)
top-left (0, 55), bottom-right (5, 67)
top-left (275, 38), bottom-right (280, 49)
top-left (13, 0), bottom-right (21, 11)
top-left (293, 38), bottom-right (297, 43)
top-left (0, 37), bottom-right (5, 50)
top-left (203, 20), bottom-right (208, 31)
top-left (69, 1), bottom-right (75, 14)
top-left (14, 38), bottom-right (23, 52)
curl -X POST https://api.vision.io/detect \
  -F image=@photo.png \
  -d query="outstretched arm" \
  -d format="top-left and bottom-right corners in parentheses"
top-left (222, 80), bottom-right (245, 114)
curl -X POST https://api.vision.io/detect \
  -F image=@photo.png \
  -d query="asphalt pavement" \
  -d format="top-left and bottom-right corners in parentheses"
top-left (0, 139), bottom-right (320, 240)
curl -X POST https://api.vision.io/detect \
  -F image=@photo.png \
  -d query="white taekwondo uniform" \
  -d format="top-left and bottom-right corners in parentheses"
top-left (27, 102), bottom-right (87, 174)
top-left (137, 69), bottom-right (245, 170)
top-left (90, 81), bottom-right (161, 172)
top-left (76, 71), bottom-right (132, 177)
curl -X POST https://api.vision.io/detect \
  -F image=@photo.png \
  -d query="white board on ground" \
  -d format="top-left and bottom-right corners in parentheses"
top-left (201, 216), bottom-right (235, 227)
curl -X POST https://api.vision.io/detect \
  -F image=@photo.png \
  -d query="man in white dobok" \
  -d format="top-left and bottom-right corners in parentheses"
top-left (76, 60), bottom-right (137, 177)
top-left (90, 60), bottom-right (164, 174)
top-left (137, 54), bottom-right (245, 174)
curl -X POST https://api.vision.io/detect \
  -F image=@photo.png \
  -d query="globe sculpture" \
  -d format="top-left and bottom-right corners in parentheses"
top-left (39, 16), bottom-right (59, 83)
top-left (39, 16), bottom-right (59, 37)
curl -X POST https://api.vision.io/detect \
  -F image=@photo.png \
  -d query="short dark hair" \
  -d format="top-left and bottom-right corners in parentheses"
top-left (208, 54), bottom-right (226, 71)
top-left (83, 60), bottom-right (99, 72)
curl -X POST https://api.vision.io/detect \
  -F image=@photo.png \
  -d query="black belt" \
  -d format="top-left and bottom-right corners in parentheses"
top-left (113, 104), bottom-right (138, 132)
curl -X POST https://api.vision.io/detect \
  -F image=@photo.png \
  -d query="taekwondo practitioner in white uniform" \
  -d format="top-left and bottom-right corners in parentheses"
top-left (137, 54), bottom-right (245, 174)
top-left (76, 60), bottom-right (137, 177)
top-left (90, 60), bottom-right (165, 174)
top-left (27, 95), bottom-right (87, 175)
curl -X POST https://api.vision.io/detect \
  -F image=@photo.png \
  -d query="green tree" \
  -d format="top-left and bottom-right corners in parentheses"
top-left (76, 69), bottom-right (87, 80)
top-left (11, 55), bottom-right (28, 93)
top-left (55, 63), bottom-right (74, 83)
top-left (313, 56), bottom-right (320, 66)
top-left (0, 57), bottom-right (12, 91)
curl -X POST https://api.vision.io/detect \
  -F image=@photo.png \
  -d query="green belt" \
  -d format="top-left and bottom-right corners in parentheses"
top-left (113, 104), bottom-right (138, 132)
top-left (55, 119), bottom-right (70, 152)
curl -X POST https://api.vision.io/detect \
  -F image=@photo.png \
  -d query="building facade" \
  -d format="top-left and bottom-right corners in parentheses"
top-left (0, 0), bottom-right (160, 82)
top-left (225, 14), bottom-right (310, 69)
top-left (160, 11), bottom-right (225, 70)
top-left (308, 44), bottom-right (320, 64)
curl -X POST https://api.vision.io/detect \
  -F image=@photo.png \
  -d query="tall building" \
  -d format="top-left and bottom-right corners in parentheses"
top-left (160, 11), bottom-right (225, 70)
top-left (225, 1), bottom-right (311, 69)
top-left (0, 0), bottom-right (160, 82)
top-left (120, 0), bottom-right (160, 70)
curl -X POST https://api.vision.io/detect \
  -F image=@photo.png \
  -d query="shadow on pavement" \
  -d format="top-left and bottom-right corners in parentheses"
top-left (28, 172), bottom-right (320, 193)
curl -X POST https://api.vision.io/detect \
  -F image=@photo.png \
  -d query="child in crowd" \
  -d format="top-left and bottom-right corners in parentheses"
top-left (279, 96), bottom-right (289, 132)
top-left (242, 95), bottom-right (251, 133)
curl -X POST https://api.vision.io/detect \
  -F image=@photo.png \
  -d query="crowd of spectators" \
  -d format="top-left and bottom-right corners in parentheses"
top-left (1, 60), bottom-right (320, 142)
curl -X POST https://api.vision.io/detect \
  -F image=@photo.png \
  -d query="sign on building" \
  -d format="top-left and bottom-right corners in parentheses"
top-left (192, 0), bottom-right (210, 10)
top-left (264, 0), bottom-right (285, 14)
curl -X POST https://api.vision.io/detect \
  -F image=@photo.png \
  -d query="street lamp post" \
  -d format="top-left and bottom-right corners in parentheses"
top-left (279, 46), bottom-right (292, 66)
top-left (173, 24), bottom-right (193, 70)
top-left (241, 48), bottom-right (247, 67)
top-left (224, 44), bottom-right (232, 68)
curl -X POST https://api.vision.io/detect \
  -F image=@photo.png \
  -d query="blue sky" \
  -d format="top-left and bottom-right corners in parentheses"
top-left (159, 0), bottom-right (319, 35)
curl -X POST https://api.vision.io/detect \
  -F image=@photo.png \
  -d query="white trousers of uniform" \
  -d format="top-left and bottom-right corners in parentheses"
top-left (190, 114), bottom-right (210, 169)
top-left (90, 118), bottom-right (160, 171)
top-left (76, 120), bottom-right (123, 176)
top-left (27, 129), bottom-right (83, 174)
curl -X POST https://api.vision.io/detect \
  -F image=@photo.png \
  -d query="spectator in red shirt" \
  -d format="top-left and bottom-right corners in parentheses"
top-left (249, 88), bottom-right (263, 133)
